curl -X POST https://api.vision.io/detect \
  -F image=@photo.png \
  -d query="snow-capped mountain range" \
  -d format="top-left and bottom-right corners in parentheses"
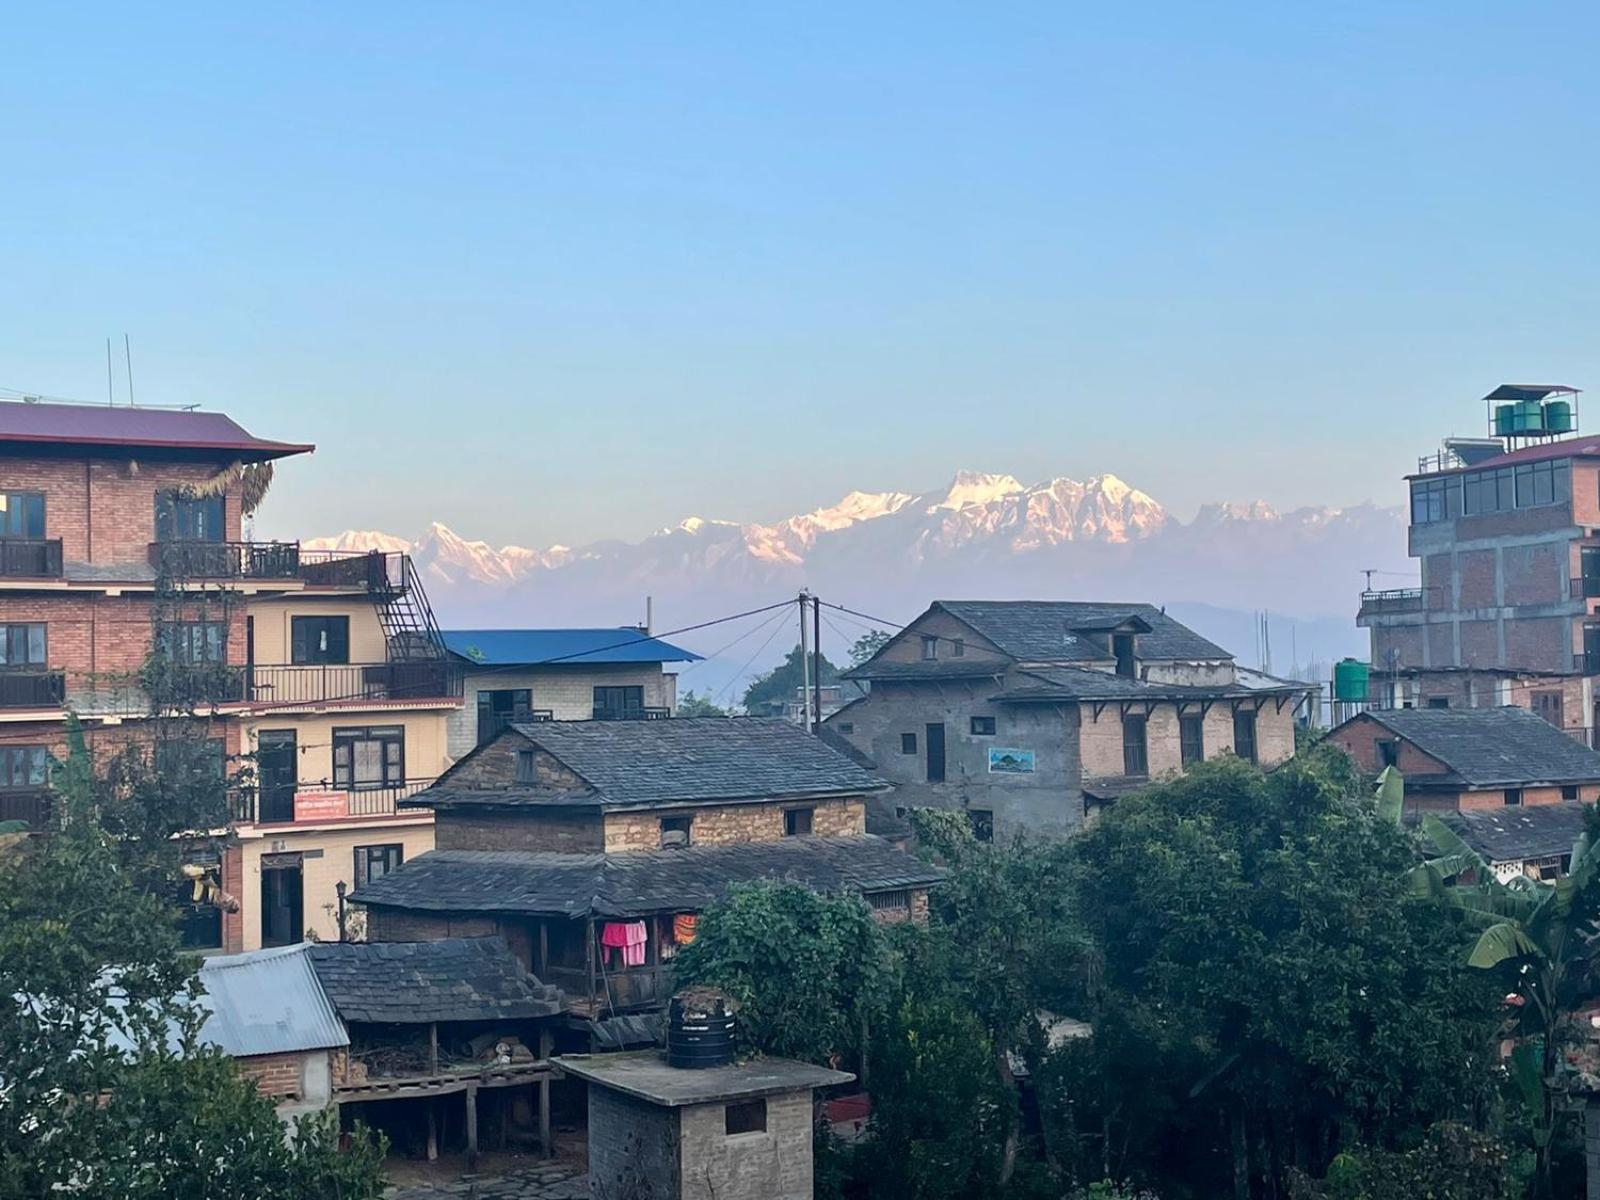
top-left (305, 471), bottom-right (1407, 677)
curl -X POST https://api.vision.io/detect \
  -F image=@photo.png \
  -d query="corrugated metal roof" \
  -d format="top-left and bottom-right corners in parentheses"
top-left (0, 400), bottom-right (313, 461)
top-left (443, 628), bottom-right (702, 666)
top-left (196, 943), bottom-right (348, 1057)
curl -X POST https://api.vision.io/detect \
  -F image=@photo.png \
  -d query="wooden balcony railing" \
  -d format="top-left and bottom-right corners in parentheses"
top-left (247, 662), bottom-right (462, 706)
top-left (543, 964), bottom-right (674, 1014)
top-left (296, 549), bottom-right (406, 592)
top-left (0, 539), bottom-right (63, 578)
top-left (0, 670), bottom-right (66, 709)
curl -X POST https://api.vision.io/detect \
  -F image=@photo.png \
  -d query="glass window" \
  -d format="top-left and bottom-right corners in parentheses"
top-left (1180, 715), bottom-right (1204, 767)
top-left (1233, 710), bottom-right (1258, 764)
top-left (0, 745), bottom-right (47, 787)
top-left (0, 624), bottom-right (46, 667)
top-left (158, 621), bottom-right (225, 664)
top-left (332, 726), bottom-right (405, 790)
top-left (0, 492), bottom-right (45, 539)
top-left (155, 492), bottom-right (226, 542)
top-left (784, 808), bottom-right (814, 836)
top-left (515, 749), bottom-right (536, 783)
top-left (921, 636), bottom-right (938, 660)
top-left (1123, 715), bottom-right (1149, 777)
top-left (1504, 788), bottom-right (1523, 807)
top-left (593, 685), bottom-right (644, 720)
top-left (970, 715), bottom-right (997, 736)
top-left (354, 843), bottom-right (404, 886)
top-left (290, 616), bottom-right (350, 664)
top-left (952, 638), bottom-right (965, 657)
top-left (900, 732), bottom-right (917, 755)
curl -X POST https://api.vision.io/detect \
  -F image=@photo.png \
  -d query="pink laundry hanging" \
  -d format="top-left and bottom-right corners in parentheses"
top-left (621, 920), bottom-right (648, 967)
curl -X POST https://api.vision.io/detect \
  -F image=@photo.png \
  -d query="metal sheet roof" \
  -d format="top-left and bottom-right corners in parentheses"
top-left (0, 400), bottom-right (313, 462)
top-left (443, 628), bottom-right (702, 666)
top-left (196, 944), bottom-right (348, 1057)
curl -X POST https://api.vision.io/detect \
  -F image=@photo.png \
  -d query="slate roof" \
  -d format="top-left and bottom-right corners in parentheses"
top-left (307, 938), bottom-right (564, 1025)
top-left (1356, 707), bottom-right (1600, 787)
top-left (1438, 803), bottom-right (1590, 865)
top-left (932, 600), bottom-right (1232, 663)
top-left (0, 400), bottom-right (312, 462)
top-left (443, 628), bottom-right (702, 667)
top-left (350, 834), bottom-right (945, 918)
top-left (196, 944), bottom-right (348, 1057)
top-left (438, 718), bottom-right (888, 809)
top-left (841, 659), bottom-right (1011, 683)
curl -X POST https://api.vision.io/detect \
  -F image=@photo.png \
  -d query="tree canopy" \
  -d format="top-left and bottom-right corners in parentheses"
top-left (740, 643), bottom-right (839, 714)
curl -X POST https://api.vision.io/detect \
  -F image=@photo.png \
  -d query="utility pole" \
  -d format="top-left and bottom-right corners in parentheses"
top-left (812, 592), bottom-right (824, 733)
top-left (798, 591), bottom-right (812, 729)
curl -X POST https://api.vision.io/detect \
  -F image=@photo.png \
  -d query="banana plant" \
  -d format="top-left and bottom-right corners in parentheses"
top-left (1411, 808), bottom-right (1600, 1198)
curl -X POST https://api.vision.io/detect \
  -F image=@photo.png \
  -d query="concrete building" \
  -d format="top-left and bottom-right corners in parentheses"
top-left (1357, 384), bottom-right (1600, 734)
top-left (825, 600), bottom-right (1311, 840)
top-left (441, 628), bottom-right (700, 758)
top-left (1324, 706), bottom-right (1600, 818)
top-left (351, 717), bottom-right (942, 1017)
top-left (557, 1051), bottom-right (852, 1200)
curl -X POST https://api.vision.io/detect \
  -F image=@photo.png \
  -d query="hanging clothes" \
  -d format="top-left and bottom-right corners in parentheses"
top-left (621, 920), bottom-right (648, 967)
top-left (600, 922), bottom-right (632, 949)
top-left (673, 913), bottom-right (698, 945)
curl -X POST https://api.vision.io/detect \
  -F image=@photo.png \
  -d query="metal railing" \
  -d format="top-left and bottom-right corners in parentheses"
top-left (234, 777), bottom-right (435, 824)
top-left (148, 540), bottom-right (300, 580)
top-left (0, 786), bottom-right (52, 827)
top-left (247, 661), bottom-right (461, 706)
top-left (0, 670), bottom-right (66, 709)
top-left (591, 706), bottom-right (671, 722)
top-left (1358, 588), bottom-right (1429, 616)
top-left (297, 549), bottom-right (406, 592)
top-left (477, 708), bottom-right (554, 744)
top-left (0, 539), bottom-right (63, 578)
top-left (1574, 576), bottom-right (1600, 600)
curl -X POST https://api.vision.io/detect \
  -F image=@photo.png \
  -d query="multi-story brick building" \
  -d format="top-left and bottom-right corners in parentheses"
top-left (0, 399), bottom-right (458, 953)
top-left (825, 600), bottom-right (1312, 841)
top-left (1356, 384), bottom-right (1600, 733)
top-left (351, 717), bottom-right (943, 1017)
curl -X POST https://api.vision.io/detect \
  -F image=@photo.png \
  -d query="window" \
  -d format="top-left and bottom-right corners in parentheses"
top-left (155, 492), bottom-right (225, 542)
top-left (659, 815), bottom-right (692, 847)
top-left (969, 809), bottom-right (994, 842)
top-left (837, 722), bottom-right (854, 734)
top-left (175, 848), bottom-right (224, 951)
top-left (867, 890), bottom-right (910, 912)
top-left (1122, 714), bottom-right (1148, 777)
top-left (353, 843), bottom-right (404, 886)
top-left (290, 616), bottom-right (350, 664)
top-left (0, 492), bottom-right (44, 538)
top-left (1179, 715), bottom-right (1205, 767)
top-left (1113, 633), bottom-right (1137, 679)
top-left (952, 638), bottom-right (965, 657)
top-left (921, 635), bottom-right (938, 660)
top-left (901, 732), bottom-right (917, 755)
top-left (155, 737), bottom-right (225, 785)
top-left (1426, 696), bottom-right (1450, 709)
top-left (1533, 691), bottom-right (1565, 728)
top-left (332, 726), bottom-right (405, 790)
top-left (158, 621), bottom-right (225, 664)
top-left (0, 745), bottom-right (47, 788)
top-left (725, 1099), bottom-right (767, 1136)
top-left (1233, 710), bottom-right (1258, 764)
top-left (784, 807), bottom-right (814, 836)
top-left (970, 715), bottom-right (996, 736)
top-left (477, 688), bottom-right (534, 745)
top-left (1460, 459), bottom-right (1570, 516)
top-left (925, 722), bottom-right (946, 783)
top-left (1504, 788), bottom-right (1523, 807)
top-left (1377, 739), bottom-right (1400, 768)
top-left (1563, 785), bottom-right (1580, 801)
top-left (516, 749), bottom-right (536, 783)
top-left (0, 623), bottom-right (46, 667)
top-left (1409, 477), bottom-right (1453, 524)
top-left (593, 685), bottom-right (644, 720)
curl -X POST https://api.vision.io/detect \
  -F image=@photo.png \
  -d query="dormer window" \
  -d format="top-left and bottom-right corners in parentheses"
top-left (921, 636), bottom-right (938, 661)
top-left (1112, 632), bottom-right (1137, 679)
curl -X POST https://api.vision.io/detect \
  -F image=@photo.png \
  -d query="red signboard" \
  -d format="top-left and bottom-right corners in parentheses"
top-left (293, 790), bottom-right (350, 822)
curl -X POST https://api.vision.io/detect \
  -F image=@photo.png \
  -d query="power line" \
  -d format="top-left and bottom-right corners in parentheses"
top-left (712, 609), bottom-right (790, 708)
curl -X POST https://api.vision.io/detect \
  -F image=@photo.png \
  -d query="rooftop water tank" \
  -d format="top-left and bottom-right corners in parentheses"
top-left (667, 989), bottom-right (737, 1070)
top-left (1333, 658), bottom-right (1369, 704)
top-left (1546, 399), bottom-right (1575, 434)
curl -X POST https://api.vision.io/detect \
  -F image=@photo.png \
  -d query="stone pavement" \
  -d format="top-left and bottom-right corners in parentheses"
top-left (387, 1162), bottom-right (587, 1200)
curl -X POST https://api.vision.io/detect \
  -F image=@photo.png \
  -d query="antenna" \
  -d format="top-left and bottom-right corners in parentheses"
top-left (105, 338), bottom-right (114, 405)
top-left (123, 334), bottom-right (135, 406)
top-left (1362, 568), bottom-right (1376, 590)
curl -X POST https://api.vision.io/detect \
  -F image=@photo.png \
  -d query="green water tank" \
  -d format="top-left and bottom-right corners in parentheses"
top-left (1546, 399), bottom-right (1575, 433)
top-left (1333, 658), bottom-right (1370, 703)
top-left (1515, 400), bottom-right (1547, 434)
top-left (1494, 404), bottom-right (1516, 436)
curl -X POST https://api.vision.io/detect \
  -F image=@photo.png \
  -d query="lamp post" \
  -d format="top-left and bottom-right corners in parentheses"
top-left (335, 880), bottom-right (347, 943)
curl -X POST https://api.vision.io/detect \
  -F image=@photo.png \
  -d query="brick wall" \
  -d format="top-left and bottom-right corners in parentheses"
top-left (1325, 715), bottom-right (1454, 777)
top-left (237, 1050), bottom-right (312, 1099)
top-left (601, 797), bottom-right (865, 852)
top-left (436, 810), bottom-right (604, 852)
top-left (678, 1090), bottom-right (816, 1200)
top-left (587, 1087), bottom-right (679, 1200)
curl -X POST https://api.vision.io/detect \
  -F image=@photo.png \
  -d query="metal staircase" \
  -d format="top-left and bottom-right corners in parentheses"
top-left (376, 555), bottom-right (448, 663)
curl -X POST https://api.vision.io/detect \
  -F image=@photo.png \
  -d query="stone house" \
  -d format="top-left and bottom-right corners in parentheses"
top-left (441, 628), bottom-right (701, 758)
top-left (1325, 706), bottom-right (1600, 817)
top-left (826, 600), bottom-right (1312, 840)
top-left (1436, 803), bottom-right (1590, 883)
top-left (351, 717), bottom-right (943, 1017)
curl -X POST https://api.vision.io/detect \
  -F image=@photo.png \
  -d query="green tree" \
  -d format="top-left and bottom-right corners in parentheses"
top-left (0, 727), bottom-right (385, 1198)
top-left (740, 644), bottom-right (838, 715)
top-left (1061, 750), bottom-right (1503, 1198)
top-left (672, 881), bottom-right (891, 1067)
top-left (849, 630), bottom-right (891, 666)
top-left (676, 688), bottom-right (730, 717)
top-left (1287, 1122), bottom-right (1519, 1200)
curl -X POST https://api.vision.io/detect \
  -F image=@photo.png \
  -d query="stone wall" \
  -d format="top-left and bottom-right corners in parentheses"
top-left (601, 797), bottom-right (865, 852)
top-left (436, 809), bottom-right (604, 852)
top-left (588, 1087), bottom-right (679, 1200)
top-left (678, 1091), bottom-right (815, 1200)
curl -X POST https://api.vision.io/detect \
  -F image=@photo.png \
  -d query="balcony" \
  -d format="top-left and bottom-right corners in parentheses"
top-left (1574, 576), bottom-right (1600, 600)
top-left (234, 777), bottom-right (435, 825)
top-left (0, 670), bottom-right (66, 710)
top-left (1357, 588), bottom-right (1427, 620)
top-left (0, 787), bottom-right (52, 828)
top-left (148, 540), bottom-right (301, 581)
top-left (297, 549), bottom-right (406, 593)
top-left (543, 964), bottom-right (673, 1016)
top-left (247, 662), bottom-right (462, 707)
top-left (0, 539), bottom-right (63, 579)
top-left (591, 706), bottom-right (671, 722)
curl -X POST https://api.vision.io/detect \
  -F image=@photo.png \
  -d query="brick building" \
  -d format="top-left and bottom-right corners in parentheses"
top-left (1356, 384), bottom-right (1600, 733)
top-left (826, 600), bottom-right (1312, 841)
top-left (441, 627), bottom-right (700, 758)
top-left (1324, 706), bottom-right (1600, 818)
top-left (351, 717), bottom-right (943, 1017)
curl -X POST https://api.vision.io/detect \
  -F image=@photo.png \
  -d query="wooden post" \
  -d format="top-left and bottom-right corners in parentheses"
top-left (426, 1102), bottom-right (438, 1162)
top-left (465, 1083), bottom-right (480, 1174)
top-left (428, 1022), bottom-right (438, 1076)
top-left (586, 917), bottom-right (596, 1009)
top-left (538, 1029), bottom-right (554, 1158)
top-left (537, 919), bottom-right (549, 978)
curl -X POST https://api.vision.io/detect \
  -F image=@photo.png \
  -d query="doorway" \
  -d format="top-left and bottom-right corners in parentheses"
top-left (925, 722), bottom-right (946, 783)
top-left (261, 854), bottom-right (304, 947)
top-left (258, 730), bottom-right (298, 823)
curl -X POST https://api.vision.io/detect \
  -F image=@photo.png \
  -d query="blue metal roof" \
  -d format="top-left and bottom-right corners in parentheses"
top-left (196, 944), bottom-right (348, 1057)
top-left (442, 628), bottom-right (702, 667)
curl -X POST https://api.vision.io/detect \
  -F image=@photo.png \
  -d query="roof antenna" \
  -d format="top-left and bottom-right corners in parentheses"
top-left (124, 334), bottom-right (135, 407)
top-left (106, 338), bottom-right (115, 405)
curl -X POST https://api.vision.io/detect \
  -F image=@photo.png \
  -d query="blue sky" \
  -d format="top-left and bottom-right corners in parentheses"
top-left (3, 3), bottom-right (1599, 547)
